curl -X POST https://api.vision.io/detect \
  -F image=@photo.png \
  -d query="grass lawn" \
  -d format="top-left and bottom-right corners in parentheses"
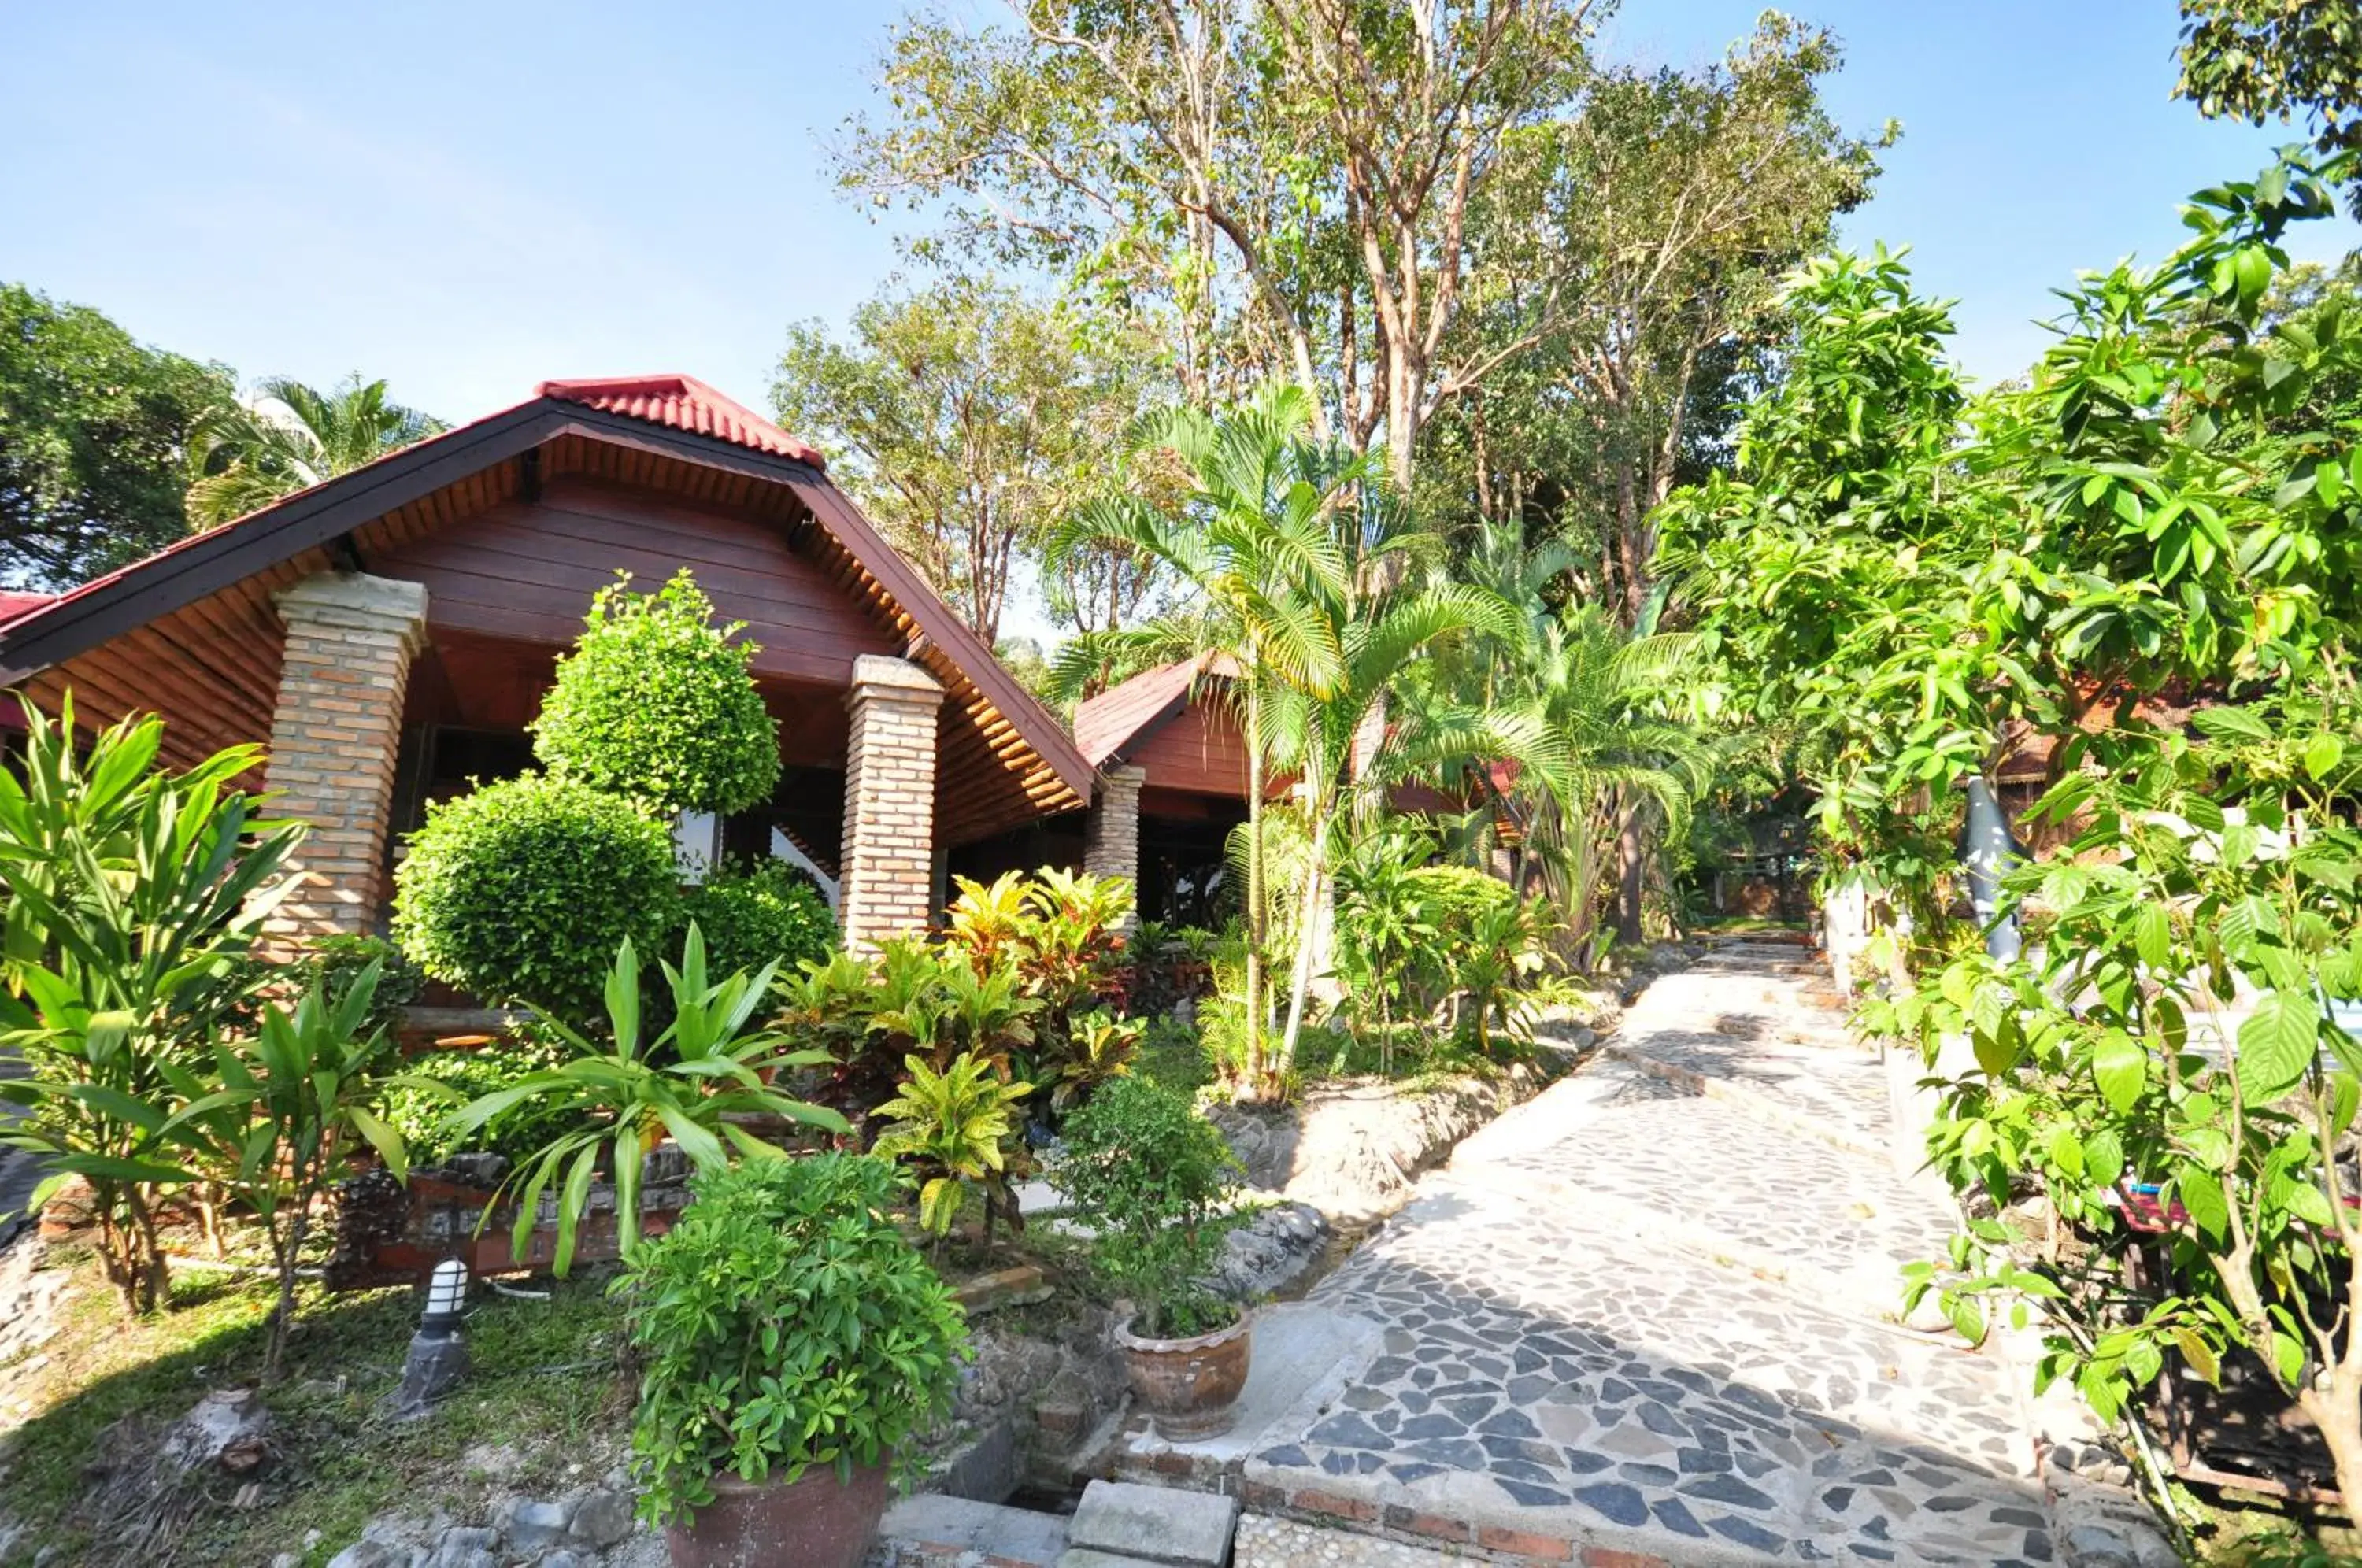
top-left (0, 1239), bottom-right (630, 1567)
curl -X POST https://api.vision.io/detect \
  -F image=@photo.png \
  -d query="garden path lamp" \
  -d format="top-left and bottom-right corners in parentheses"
top-left (391, 1258), bottom-right (470, 1418)
top-left (1958, 775), bottom-right (2023, 963)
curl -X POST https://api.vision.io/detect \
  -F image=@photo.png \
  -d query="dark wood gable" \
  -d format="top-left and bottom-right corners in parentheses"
top-left (0, 405), bottom-right (1094, 845)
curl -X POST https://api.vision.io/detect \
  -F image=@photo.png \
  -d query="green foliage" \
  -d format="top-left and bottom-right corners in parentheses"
top-left (184, 962), bottom-right (414, 1379)
top-left (372, 1034), bottom-right (575, 1167)
top-left (1040, 1009), bottom-right (1144, 1115)
top-left (1667, 148), bottom-right (2362, 1504)
top-left (773, 279), bottom-right (1164, 643)
top-left (446, 927), bottom-right (849, 1276)
top-left (618, 1152), bottom-right (969, 1526)
top-left (1332, 824), bottom-right (1573, 1069)
top-left (392, 772), bottom-right (679, 1020)
top-left (1424, 14), bottom-right (1885, 616)
top-left (1050, 1077), bottom-right (1242, 1337)
top-left (1401, 598), bottom-right (1712, 951)
top-left (944, 867), bottom-right (1134, 1057)
top-left (2178, 1), bottom-right (2362, 216)
top-left (780, 871), bottom-right (1138, 1122)
top-left (1051, 384), bottom-right (1505, 1091)
top-left (1884, 702), bottom-right (2362, 1435)
top-left (1120, 921), bottom-right (1220, 1018)
top-left (870, 1051), bottom-right (1034, 1244)
top-left (528, 569), bottom-right (780, 818)
top-left (0, 283), bottom-right (234, 585)
top-left (299, 933), bottom-right (423, 1037)
top-left (186, 375), bottom-right (444, 528)
top-left (678, 858), bottom-right (837, 983)
top-left (0, 696), bottom-right (301, 1315)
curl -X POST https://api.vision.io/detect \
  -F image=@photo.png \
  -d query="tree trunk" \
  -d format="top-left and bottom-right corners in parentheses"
top-left (1275, 823), bottom-right (1330, 1074)
top-left (1242, 686), bottom-right (1268, 1095)
top-left (1613, 792), bottom-right (1648, 946)
top-left (2299, 1374), bottom-right (2362, 1523)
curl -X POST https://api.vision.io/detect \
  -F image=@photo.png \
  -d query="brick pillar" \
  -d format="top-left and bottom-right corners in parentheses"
top-left (263, 571), bottom-right (430, 941)
top-left (839, 655), bottom-right (945, 952)
top-left (1083, 764), bottom-right (1146, 927)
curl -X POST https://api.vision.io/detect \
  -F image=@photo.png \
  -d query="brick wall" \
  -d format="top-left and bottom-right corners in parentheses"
top-left (1082, 764), bottom-right (1146, 923)
top-left (839, 655), bottom-right (945, 952)
top-left (262, 571), bottom-right (430, 941)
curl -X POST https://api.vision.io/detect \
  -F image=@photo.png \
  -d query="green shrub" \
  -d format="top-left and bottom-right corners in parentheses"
top-left (677, 857), bottom-right (836, 981)
top-left (372, 1033), bottom-right (575, 1167)
top-left (392, 773), bottom-right (679, 1019)
top-left (1050, 1076), bottom-right (1242, 1337)
top-left (528, 569), bottom-right (780, 817)
top-left (619, 1152), bottom-right (968, 1525)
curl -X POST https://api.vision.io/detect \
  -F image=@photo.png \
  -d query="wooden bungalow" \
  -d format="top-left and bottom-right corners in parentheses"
top-left (1072, 653), bottom-right (1258, 926)
top-left (0, 375), bottom-right (1131, 950)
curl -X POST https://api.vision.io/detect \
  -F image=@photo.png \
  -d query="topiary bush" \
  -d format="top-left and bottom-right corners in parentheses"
top-left (392, 772), bottom-right (679, 1019)
top-left (528, 568), bottom-right (780, 817)
top-left (676, 857), bottom-right (836, 982)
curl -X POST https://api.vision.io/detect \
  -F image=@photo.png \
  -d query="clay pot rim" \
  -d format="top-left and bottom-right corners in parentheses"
top-left (1114, 1307), bottom-right (1251, 1355)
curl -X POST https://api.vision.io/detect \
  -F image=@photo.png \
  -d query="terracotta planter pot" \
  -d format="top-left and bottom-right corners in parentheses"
top-left (664, 1459), bottom-right (892, 1568)
top-left (1116, 1308), bottom-right (1253, 1439)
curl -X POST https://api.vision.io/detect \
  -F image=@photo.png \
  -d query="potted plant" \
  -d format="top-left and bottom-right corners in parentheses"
top-left (1050, 1077), bottom-right (1249, 1437)
top-left (618, 1152), bottom-right (968, 1568)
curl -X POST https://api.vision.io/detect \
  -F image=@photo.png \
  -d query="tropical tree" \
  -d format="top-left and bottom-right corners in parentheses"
top-left (773, 280), bottom-right (1164, 642)
top-left (2178, 0), bottom-right (2362, 215)
top-left (1047, 383), bottom-right (1371, 1093)
top-left (839, 0), bottom-right (1609, 489)
top-left (1431, 15), bottom-right (1886, 620)
top-left (187, 375), bottom-right (444, 527)
top-left (1254, 505), bottom-right (1509, 1070)
top-left (1412, 605), bottom-right (1709, 951)
top-left (0, 283), bottom-right (234, 586)
top-left (1660, 150), bottom-right (2362, 1517)
top-left (1653, 245), bottom-right (1986, 944)
top-left (191, 961), bottom-right (412, 1379)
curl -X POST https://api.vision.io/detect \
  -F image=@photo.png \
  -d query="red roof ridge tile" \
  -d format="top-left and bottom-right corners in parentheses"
top-left (538, 374), bottom-right (825, 469)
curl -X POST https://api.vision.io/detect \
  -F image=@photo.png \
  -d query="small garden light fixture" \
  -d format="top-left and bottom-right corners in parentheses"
top-left (391, 1259), bottom-right (470, 1418)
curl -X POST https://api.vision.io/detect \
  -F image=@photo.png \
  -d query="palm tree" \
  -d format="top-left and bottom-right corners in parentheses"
top-left (187, 376), bottom-right (444, 527)
top-left (1256, 504), bottom-right (1512, 1073)
top-left (1046, 384), bottom-right (1369, 1096)
top-left (1053, 385), bottom-right (1509, 1083)
top-left (1403, 603), bottom-right (1709, 956)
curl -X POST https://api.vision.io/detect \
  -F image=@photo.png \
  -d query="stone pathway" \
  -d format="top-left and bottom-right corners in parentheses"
top-left (1229, 937), bottom-right (2053, 1566)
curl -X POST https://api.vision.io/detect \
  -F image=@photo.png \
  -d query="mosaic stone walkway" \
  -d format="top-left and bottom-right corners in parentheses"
top-left (1238, 938), bottom-right (2049, 1566)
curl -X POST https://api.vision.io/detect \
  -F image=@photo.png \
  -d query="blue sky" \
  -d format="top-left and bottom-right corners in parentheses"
top-left (6, 2), bottom-right (2357, 434)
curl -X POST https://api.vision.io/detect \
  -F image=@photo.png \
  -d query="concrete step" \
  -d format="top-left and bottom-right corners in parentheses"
top-left (879, 1493), bottom-right (1070, 1566)
top-left (1068, 1481), bottom-right (1239, 1566)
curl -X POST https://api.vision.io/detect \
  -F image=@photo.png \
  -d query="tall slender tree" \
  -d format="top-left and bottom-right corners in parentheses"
top-left (1048, 384), bottom-right (1366, 1095)
top-left (837, 0), bottom-right (1608, 490)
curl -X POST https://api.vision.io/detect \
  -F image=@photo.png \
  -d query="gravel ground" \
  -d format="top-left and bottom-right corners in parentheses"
top-left (1234, 1513), bottom-right (1476, 1565)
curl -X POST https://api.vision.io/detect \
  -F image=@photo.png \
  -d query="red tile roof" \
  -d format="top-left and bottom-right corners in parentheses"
top-left (538, 375), bottom-right (824, 469)
top-left (1073, 652), bottom-right (1238, 766)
